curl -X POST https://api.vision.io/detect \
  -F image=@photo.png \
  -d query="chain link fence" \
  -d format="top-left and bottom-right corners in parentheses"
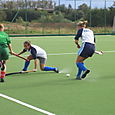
top-left (0, 0), bottom-right (115, 35)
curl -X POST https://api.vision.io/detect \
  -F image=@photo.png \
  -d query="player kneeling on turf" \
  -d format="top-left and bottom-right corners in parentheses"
top-left (0, 24), bottom-right (14, 82)
top-left (18, 41), bottom-right (59, 73)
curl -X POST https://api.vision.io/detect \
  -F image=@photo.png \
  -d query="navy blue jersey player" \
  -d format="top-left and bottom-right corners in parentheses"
top-left (74, 21), bottom-right (95, 80)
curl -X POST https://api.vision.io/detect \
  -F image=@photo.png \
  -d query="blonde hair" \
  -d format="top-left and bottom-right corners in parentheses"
top-left (77, 21), bottom-right (88, 27)
top-left (0, 24), bottom-right (4, 29)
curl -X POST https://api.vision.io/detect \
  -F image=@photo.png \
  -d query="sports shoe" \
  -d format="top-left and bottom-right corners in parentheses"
top-left (76, 77), bottom-right (82, 80)
top-left (20, 71), bottom-right (25, 73)
top-left (81, 70), bottom-right (90, 79)
top-left (20, 69), bottom-right (27, 73)
top-left (54, 68), bottom-right (59, 73)
top-left (0, 78), bottom-right (4, 82)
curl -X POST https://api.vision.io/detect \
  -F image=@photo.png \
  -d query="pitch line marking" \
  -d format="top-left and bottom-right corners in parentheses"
top-left (0, 93), bottom-right (56, 115)
top-left (10, 50), bottom-right (115, 57)
top-left (48, 51), bottom-right (115, 55)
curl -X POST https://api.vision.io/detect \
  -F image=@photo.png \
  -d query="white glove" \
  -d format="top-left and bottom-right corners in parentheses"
top-left (33, 69), bottom-right (37, 72)
top-left (95, 51), bottom-right (103, 55)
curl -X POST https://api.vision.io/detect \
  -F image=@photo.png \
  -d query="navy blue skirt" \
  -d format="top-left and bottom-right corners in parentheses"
top-left (78, 42), bottom-right (95, 58)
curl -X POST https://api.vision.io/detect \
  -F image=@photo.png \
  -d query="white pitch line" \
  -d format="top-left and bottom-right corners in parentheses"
top-left (48, 52), bottom-right (76, 56)
top-left (0, 93), bottom-right (55, 115)
top-left (47, 51), bottom-right (115, 55)
top-left (9, 50), bottom-right (115, 58)
top-left (104, 50), bottom-right (115, 53)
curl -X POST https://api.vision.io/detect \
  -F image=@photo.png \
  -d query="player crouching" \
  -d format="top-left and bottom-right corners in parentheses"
top-left (18, 41), bottom-right (59, 73)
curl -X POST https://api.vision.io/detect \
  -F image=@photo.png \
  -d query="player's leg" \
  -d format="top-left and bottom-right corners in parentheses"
top-left (39, 57), bottom-right (59, 73)
top-left (76, 56), bottom-right (88, 80)
top-left (22, 55), bottom-right (33, 71)
top-left (0, 48), bottom-right (9, 82)
top-left (80, 43), bottom-right (95, 79)
top-left (0, 61), bottom-right (6, 82)
top-left (0, 61), bottom-right (3, 82)
top-left (76, 43), bottom-right (95, 80)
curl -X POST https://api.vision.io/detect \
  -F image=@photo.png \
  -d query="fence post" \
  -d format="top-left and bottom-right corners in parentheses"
top-left (104, 0), bottom-right (107, 33)
top-left (89, 0), bottom-right (92, 27)
top-left (25, 0), bottom-right (28, 34)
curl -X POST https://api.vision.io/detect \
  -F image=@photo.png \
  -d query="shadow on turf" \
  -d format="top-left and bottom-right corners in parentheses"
top-left (7, 71), bottom-right (56, 77)
top-left (1, 75), bottom-right (84, 91)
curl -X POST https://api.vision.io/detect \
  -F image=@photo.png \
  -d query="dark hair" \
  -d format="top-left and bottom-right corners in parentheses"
top-left (24, 41), bottom-right (31, 45)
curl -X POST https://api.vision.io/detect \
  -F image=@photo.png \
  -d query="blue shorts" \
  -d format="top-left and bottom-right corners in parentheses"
top-left (78, 42), bottom-right (95, 58)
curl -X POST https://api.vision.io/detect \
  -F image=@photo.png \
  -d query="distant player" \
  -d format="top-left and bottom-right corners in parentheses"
top-left (74, 21), bottom-right (96, 80)
top-left (0, 24), bottom-right (13, 82)
top-left (18, 41), bottom-right (59, 73)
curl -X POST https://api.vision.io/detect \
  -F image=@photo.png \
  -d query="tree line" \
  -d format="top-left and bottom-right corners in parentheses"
top-left (0, 0), bottom-right (115, 27)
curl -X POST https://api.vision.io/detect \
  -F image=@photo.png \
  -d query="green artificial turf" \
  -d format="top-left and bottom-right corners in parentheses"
top-left (0, 35), bottom-right (115, 115)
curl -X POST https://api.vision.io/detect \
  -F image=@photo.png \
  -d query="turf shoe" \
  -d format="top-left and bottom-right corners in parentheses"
top-left (20, 69), bottom-right (27, 73)
top-left (0, 78), bottom-right (4, 83)
top-left (76, 77), bottom-right (82, 80)
top-left (54, 68), bottom-right (59, 73)
top-left (81, 70), bottom-right (90, 79)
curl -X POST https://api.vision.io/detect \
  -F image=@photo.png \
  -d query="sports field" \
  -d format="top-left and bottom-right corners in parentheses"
top-left (0, 35), bottom-right (115, 115)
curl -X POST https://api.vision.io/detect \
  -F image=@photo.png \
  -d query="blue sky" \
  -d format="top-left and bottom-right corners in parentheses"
top-left (54, 0), bottom-right (115, 8)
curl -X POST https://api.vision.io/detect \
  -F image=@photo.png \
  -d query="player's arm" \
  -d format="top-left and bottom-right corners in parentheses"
top-left (75, 40), bottom-right (80, 48)
top-left (74, 29), bottom-right (83, 48)
top-left (34, 59), bottom-right (38, 71)
top-left (18, 49), bottom-right (27, 55)
top-left (6, 36), bottom-right (14, 54)
top-left (8, 44), bottom-right (14, 54)
top-left (94, 35), bottom-right (96, 43)
top-left (31, 48), bottom-right (38, 71)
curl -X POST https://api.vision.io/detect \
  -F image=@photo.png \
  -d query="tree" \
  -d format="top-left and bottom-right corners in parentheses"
top-left (78, 3), bottom-right (89, 11)
top-left (0, 0), bottom-right (55, 10)
top-left (78, 3), bottom-right (90, 19)
top-left (55, 4), bottom-right (67, 13)
top-left (0, 11), bottom-right (6, 21)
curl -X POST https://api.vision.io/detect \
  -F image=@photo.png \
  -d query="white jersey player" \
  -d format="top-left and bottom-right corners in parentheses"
top-left (18, 41), bottom-right (59, 73)
top-left (74, 21), bottom-right (95, 80)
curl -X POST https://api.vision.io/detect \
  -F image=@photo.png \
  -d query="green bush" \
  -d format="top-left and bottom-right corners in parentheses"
top-left (16, 17), bottom-right (24, 23)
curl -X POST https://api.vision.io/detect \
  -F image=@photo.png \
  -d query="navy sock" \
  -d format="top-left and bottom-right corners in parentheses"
top-left (44, 67), bottom-right (56, 71)
top-left (77, 62), bottom-right (87, 71)
top-left (23, 61), bottom-right (30, 71)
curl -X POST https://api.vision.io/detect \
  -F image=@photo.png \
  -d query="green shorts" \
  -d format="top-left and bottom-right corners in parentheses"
top-left (0, 47), bottom-right (9, 61)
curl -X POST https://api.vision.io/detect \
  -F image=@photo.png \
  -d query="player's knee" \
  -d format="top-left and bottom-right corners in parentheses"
top-left (1, 64), bottom-right (6, 71)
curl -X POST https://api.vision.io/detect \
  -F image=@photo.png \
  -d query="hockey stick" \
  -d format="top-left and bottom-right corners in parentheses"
top-left (12, 53), bottom-right (29, 61)
top-left (6, 70), bottom-right (35, 76)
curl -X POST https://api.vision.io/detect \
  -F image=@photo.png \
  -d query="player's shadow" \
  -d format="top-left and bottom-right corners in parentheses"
top-left (21, 71), bottom-right (57, 76)
top-left (1, 75), bottom-right (79, 91)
